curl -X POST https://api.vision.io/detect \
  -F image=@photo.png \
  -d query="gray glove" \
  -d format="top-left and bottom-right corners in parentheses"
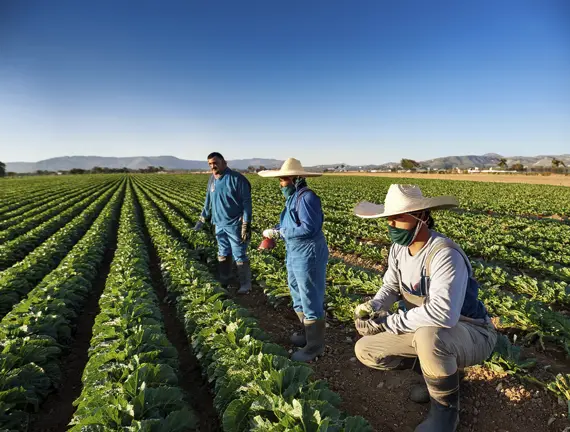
top-left (355, 310), bottom-right (389, 336)
top-left (194, 216), bottom-right (206, 231)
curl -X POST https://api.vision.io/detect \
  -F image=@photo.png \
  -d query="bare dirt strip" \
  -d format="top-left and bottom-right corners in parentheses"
top-left (327, 172), bottom-right (570, 187)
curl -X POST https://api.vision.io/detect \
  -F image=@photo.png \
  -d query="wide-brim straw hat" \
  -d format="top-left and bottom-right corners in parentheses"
top-left (354, 184), bottom-right (458, 218)
top-left (258, 158), bottom-right (322, 178)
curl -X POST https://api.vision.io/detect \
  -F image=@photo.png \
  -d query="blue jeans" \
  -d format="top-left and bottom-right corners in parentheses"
top-left (286, 235), bottom-right (328, 320)
top-left (215, 225), bottom-right (249, 262)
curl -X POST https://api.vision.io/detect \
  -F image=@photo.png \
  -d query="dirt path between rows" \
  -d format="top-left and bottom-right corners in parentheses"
top-left (30, 224), bottom-right (119, 432)
top-left (135, 186), bottom-right (222, 432)
top-left (232, 289), bottom-right (570, 432)
top-left (327, 172), bottom-right (570, 187)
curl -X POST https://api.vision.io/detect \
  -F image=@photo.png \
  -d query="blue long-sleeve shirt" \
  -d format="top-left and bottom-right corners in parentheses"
top-left (279, 189), bottom-right (324, 241)
top-left (200, 168), bottom-right (252, 227)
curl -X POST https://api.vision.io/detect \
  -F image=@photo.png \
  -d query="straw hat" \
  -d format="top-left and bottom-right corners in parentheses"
top-left (354, 184), bottom-right (458, 218)
top-left (258, 158), bottom-right (322, 178)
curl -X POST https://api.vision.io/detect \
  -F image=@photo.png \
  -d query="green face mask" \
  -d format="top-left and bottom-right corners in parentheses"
top-left (281, 184), bottom-right (295, 198)
top-left (387, 225), bottom-right (416, 246)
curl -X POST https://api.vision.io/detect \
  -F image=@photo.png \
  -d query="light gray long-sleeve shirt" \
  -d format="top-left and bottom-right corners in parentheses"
top-left (371, 231), bottom-right (470, 334)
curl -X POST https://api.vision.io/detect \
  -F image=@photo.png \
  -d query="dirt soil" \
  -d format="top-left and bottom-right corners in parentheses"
top-left (30, 230), bottom-right (119, 432)
top-left (232, 289), bottom-right (570, 432)
top-left (327, 172), bottom-right (570, 187)
top-left (137, 190), bottom-right (222, 432)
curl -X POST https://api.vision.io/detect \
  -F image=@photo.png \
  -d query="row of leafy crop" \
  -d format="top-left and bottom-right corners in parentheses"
top-left (132, 179), bottom-right (372, 431)
top-left (136, 176), bottom-right (570, 355)
top-left (0, 180), bottom-right (121, 271)
top-left (0, 179), bottom-right (125, 320)
top-left (0, 180), bottom-right (108, 229)
top-left (0, 183), bottom-right (124, 431)
top-left (0, 175), bottom-right (116, 218)
top-left (69, 182), bottom-right (197, 431)
top-left (0, 179), bottom-right (118, 243)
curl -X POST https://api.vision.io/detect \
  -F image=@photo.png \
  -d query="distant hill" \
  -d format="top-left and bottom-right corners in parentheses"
top-left (5, 156), bottom-right (283, 173)
top-left (5, 153), bottom-right (570, 173)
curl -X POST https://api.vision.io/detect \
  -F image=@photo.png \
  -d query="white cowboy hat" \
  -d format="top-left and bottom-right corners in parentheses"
top-left (258, 158), bottom-right (322, 178)
top-left (354, 184), bottom-right (458, 218)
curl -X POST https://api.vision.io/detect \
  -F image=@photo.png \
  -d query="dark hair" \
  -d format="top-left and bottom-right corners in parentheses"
top-left (411, 210), bottom-right (435, 229)
top-left (207, 152), bottom-right (224, 161)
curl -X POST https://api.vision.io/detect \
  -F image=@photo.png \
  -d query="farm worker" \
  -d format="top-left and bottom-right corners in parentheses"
top-left (258, 158), bottom-right (329, 362)
top-left (194, 152), bottom-right (253, 294)
top-left (352, 184), bottom-right (497, 432)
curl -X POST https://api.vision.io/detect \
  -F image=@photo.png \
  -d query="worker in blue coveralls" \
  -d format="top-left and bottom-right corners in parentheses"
top-left (194, 152), bottom-right (253, 294)
top-left (258, 158), bottom-right (329, 362)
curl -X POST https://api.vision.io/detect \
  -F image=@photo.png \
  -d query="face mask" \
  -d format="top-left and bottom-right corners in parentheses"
top-left (388, 225), bottom-right (416, 246)
top-left (281, 184), bottom-right (295, 198)
top-left (388, 213), bottom-right (426, 246)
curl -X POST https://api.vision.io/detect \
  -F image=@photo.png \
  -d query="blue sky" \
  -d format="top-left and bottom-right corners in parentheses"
top-left (1, 0), bottom-right (569, 165)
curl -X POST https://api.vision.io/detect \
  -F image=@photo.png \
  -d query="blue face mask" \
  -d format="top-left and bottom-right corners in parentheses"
top-left (281, 184), bottom-right (295, 198)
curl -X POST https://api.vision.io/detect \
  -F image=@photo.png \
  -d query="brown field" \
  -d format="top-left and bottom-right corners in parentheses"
top-left (327, 172), bottom-right (570, 187)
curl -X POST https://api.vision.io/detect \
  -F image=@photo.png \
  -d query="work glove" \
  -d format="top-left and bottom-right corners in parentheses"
top-left (354, 310), bottom-right (389, 336)
top-left (262, 228), bottom-right (281, 239)
top-left (354, 301), bottom-right (375, 319)
top-left (194, 216), bottom-right (206, 231)
top-left (241, 221), bottom-right (252, 243)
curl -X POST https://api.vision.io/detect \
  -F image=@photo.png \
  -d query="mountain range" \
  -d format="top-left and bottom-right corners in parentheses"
top-left (4, 153), bottom-right (570, 173)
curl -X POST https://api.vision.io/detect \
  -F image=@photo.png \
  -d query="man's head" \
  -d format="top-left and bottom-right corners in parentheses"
top-left (207, 152), bottom-right (227, 176)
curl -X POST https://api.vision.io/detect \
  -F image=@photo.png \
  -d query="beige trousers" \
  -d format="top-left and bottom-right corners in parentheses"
top-left (354, 322), bottom-right (497, 378)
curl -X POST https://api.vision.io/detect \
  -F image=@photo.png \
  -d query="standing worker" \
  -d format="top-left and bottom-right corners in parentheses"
top-left (352, 184), bottom-right (497, 432)
top-left (194, 152), bottom-right (253, 294)
top-left (258, 158), bottom-right (329, 362)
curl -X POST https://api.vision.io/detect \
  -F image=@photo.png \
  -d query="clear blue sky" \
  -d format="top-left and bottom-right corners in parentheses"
top-left (1, 0), bottom-right (569, 165)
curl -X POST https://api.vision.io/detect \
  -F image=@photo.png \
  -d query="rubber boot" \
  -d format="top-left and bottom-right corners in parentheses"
top-left (291, 319), bottom-right (325, 362)
top-left (290, 311), bottom-right (306, 347)
top-left (236, 260), bottom-right (252, 294)
top-left (414, 372), bottom-right (460, 432)
top-left (218, 256), bottom-right (232, 288)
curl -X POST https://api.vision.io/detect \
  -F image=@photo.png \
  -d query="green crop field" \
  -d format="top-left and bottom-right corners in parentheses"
top-left (0, 174), bottom-right (569, 431)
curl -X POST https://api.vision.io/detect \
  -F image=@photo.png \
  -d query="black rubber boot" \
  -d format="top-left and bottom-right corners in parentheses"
top-left (291, 311), bottom-right (306, 347)
top-left (218, 256), bottom-right (232, 288)
top-left (414, 372), bottom-right (460, 432)
top-left (291, 319), bottom-right (325, 362)
top-left (236, 261), bottom-right (252, 294)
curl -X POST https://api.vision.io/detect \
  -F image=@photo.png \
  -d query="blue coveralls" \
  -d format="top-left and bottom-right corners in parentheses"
top-left (200, 168), bottom-right (252, 262)
top-left (279, 187), bottom-right (329, 320)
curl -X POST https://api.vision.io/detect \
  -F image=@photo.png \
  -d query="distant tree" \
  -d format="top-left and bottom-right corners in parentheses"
top-left (552, 158), bottom-right (566, 172)
top-left (70, 168), bottom-right (86, 175)
top-left (92, 166), bottom-right (104, 174)
top-left (497, 158), bottom-right (508, 170)
top-left (0, 161), bottom-right (5, 177)
top-left (259, 166), bottom-right (266, 172)
top-left (247, 165), bottom-right (256, 173)
top-left (158, 166), bottom-right (165, 172)
top-left (6, 171), bottom-right (16, 177)
top-left (511, 163), bottom-right (525, 172)
top-left (400, 159), bottom-right (420, 170)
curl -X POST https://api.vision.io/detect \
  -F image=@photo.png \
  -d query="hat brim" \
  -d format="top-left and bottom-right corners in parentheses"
top-left (258, 169), bottom-right (322, 178)
top-left (354, 197), bottom-right (458, 219)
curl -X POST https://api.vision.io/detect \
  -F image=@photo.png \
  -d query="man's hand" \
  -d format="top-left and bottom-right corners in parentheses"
top-left (241, 221), bottom-right (252, 243)
top-left (194, 216), bottom-right (206, 231)
top-left (354, 311), bottom-right (389, 336)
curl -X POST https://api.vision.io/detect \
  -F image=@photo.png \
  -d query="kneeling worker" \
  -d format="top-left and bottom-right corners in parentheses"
top-left (353, 184), bottom-right (497, 432)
